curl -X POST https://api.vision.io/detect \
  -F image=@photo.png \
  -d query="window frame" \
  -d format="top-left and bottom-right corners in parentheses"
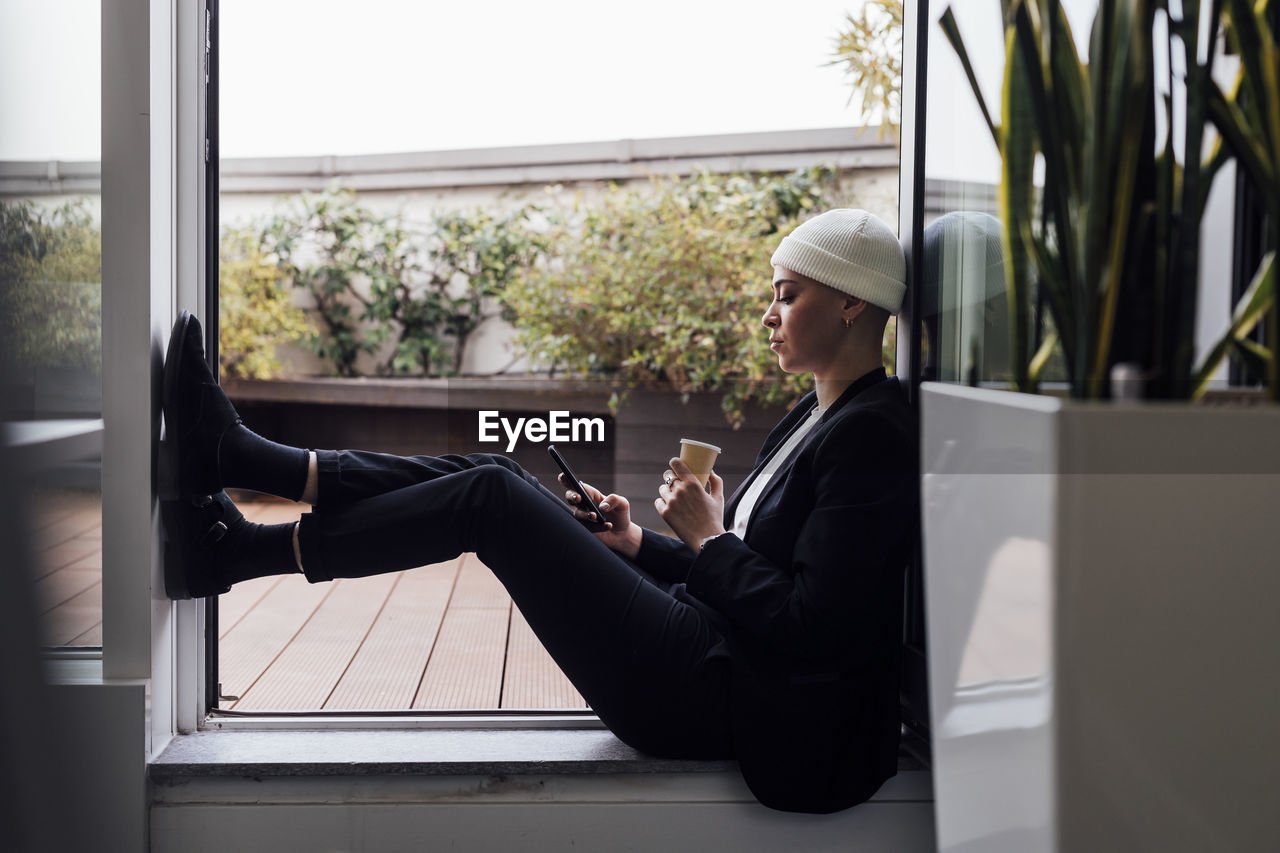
top-left (202, 0), bottom-right (222, 717)
top-left (895, 0), bottom-right (931, 767)
top-left (143, 0), bottom-right (927, 740)
top-left (97, 0), bottom-right (212, 738)
top-left (55, 11), bottom-right (933, 848)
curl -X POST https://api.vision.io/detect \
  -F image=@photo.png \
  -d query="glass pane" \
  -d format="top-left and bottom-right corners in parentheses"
top-left (921, 0), bottom-right (1096, 386)
top-left (0, 1), bottom-right (103, 648)
top-left (920, 0), bottom-right (1007, 385)
top-left (214, 0), bottom-right (900, 711)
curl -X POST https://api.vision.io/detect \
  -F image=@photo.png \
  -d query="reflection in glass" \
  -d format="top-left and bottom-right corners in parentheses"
top-left (1, 0), bottom-right (103, 648)
top-left (920, 211), bottom-right (1008, 384)
top-left (0, 199), bottom-right (105, 648)
top-left (920, 0), bottom-right (1009, 387)
top-left (921, 0), bottom-right (1097, 389)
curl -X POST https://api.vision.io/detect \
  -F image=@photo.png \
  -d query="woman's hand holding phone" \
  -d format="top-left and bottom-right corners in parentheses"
top-left (557, 473), bottom-right (641, 558)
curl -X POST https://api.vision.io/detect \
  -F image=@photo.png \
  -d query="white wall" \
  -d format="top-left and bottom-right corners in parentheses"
top-left (151, 771), bottom-right (937, 853)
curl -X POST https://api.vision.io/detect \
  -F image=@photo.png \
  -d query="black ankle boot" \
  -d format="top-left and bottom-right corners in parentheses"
top-left (161, 311), bottom-right (241, 500)
top-left (161, 492), bottom-right (240, 600)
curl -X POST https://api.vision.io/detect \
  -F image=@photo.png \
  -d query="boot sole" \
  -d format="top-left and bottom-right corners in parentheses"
top-left (159, 311), bottom-right (193, 501)
top-left (159, 497), bottom-right (193, 600)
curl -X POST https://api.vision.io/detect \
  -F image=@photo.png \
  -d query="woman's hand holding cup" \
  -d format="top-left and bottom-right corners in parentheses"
top-left (657, 457), bottom-right (726, 551)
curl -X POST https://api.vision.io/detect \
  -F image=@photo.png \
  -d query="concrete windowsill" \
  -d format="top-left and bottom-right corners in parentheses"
top-left (150, 727), bottom-right (928, 791)
top-left (149, 729), bottom-right (737, 781)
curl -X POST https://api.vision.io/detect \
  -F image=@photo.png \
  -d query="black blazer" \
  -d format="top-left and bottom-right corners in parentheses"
top-left (635, 369), bottom-right (916, 813)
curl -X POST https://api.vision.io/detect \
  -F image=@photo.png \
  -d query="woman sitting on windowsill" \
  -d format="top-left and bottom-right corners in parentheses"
top-left (161, 209), bottom-right (917, 814)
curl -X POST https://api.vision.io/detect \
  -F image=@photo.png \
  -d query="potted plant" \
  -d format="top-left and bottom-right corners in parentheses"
top-left (920, 0), bottom-right (1278, 848)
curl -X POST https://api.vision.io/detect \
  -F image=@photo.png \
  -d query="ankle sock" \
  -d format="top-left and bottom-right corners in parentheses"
top-left (219, 424), bottom-right (310, 502)
top-left (214, 518), bottom-right (300, 587)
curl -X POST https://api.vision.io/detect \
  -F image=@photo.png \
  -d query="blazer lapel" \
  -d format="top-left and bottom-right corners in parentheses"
top-left (721, 399), bottom-right (819, 525)
top-left (724, 369), bottom-right (892, 531)
top-left (733, 411), bottom-right (828, 532)
top-left (724, 392), bottom-right (817, 519)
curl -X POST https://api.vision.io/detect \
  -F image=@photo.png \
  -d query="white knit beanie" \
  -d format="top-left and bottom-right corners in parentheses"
top-left (770, 209), bottom-right (906, 314)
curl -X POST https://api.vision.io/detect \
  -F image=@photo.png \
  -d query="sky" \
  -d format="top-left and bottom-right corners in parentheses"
top-left (1, 0), bottom-right (874, 161)
top-left (0, 0), bottom-right (101, 161)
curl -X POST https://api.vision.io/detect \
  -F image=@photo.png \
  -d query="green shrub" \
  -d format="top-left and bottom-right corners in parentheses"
top-left (382, 205), bottom-right (546, 376)
top-left (0, 200), bottom-right (102, 372)
top-left (262, 188), bottom-right (541, 377)
top-left (219, 225), bottom-right (313, 379)
top-left (504, 168), bottom-right (839, 426)
top-left (263, 188), bottom-right (415, 377)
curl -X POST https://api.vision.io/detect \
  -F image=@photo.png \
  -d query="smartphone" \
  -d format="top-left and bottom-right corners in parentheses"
top-left (547, 444), bottom-right (606, 525)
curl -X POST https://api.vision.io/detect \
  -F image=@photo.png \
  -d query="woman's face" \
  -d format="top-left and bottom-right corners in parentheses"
top-left (761, 266), bottom-right (850, 377)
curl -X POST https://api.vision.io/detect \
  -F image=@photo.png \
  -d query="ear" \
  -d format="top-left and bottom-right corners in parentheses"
top-left (842, 297), bottom-right (870, 325)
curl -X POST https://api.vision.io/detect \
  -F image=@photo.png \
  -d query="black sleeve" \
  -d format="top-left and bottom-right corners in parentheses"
top-left (634, 527), bottom-right (696, 583)
top-left (683, 413), bottom-right (913, 666)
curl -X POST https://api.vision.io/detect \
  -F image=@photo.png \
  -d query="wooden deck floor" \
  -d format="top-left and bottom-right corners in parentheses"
top-left (32, 490), bottom-right (586, 711)
top-left (31, 489), bottom-right (105, 647)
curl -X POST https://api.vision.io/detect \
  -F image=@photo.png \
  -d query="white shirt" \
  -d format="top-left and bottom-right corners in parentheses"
top-left (729, 404), bottom-right (825, 539)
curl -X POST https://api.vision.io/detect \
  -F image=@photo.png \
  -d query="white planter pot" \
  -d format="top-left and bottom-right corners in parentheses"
top-left (920, 382), bottom-right (1280, 852)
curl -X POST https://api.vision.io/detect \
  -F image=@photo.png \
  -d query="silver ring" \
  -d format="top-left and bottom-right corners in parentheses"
top-left (664, 473), bottom-right (673, 486)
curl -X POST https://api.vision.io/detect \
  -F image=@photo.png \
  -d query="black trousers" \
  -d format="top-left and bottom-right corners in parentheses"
top-left (297, 449), bottom-right (735, 759)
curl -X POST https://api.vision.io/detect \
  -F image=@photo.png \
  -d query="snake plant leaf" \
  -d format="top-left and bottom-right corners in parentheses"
top-left (1001, 12), bottom-right (1040, 391)
top-left (939, 7), bottom-right (1002, 150)
top-left (1029, 226), bottom-right (1076, 380)
top-left (1191, 251), bottom-right (1275, 397)
top-left (1051, 0), bottom-right (1087, 207)
top-left (1028, 329), bottom-right (1060, 383)
top-left (1198, 142), bottom-right (1233, 214)
top-left (1012, 0), bottom-right (1079, 292)
top-left (1088, 0), bottom-right (1152, 397)
top-left (1052, 2), bottom-right (1088, 152)
top-left (1229, 336), bottom-right (1273, 381)
top-left (1230, 252), bottom-right (1277, 340)
top-left (1206, 82), bottom-right (1277, 212)
top-left (1223, 0), bottom-right (1280, 159)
